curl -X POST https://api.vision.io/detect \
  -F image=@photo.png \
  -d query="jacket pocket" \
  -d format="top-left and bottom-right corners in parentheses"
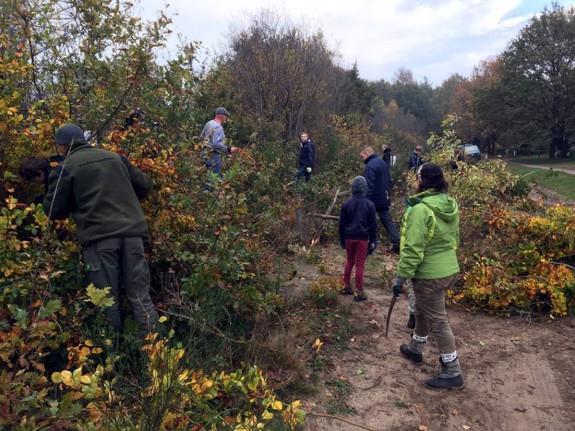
top-left (83, 244), bottom-right (101, 273)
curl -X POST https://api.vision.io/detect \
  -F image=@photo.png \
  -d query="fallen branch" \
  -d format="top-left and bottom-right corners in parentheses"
top-left (311, 187), bottom-right (340, 246)
top-left (308, 412), bottom-right (378, 431)
top-left (312, 213), bottom-right (339, 220)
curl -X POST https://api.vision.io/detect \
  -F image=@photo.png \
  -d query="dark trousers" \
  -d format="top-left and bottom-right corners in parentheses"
top-left (206, 154), bottom-right (223, 175)
top-left (376, 207), bottom-right (400, 246)
top-left (343, 239), bottom-right (368, 291)
top-left (84, 237), bottom-right (159, 335)
top-left (296, 166), bottom-right (311, 182)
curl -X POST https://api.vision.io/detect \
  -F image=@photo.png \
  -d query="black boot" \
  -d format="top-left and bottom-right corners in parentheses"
top-left (399, 336), bottom-right (425, 363)
top-left (340, 286), bottom-right (353, 295)
top-left (425, 357), bottom-right (464, 389)
top-left (407, 313), bottom-right (416, 329)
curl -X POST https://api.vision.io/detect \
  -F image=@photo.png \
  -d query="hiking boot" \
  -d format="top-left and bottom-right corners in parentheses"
top-left (399, 335), bottom-right (426, 363)
top-left (354, 291), bottom-right (368, 302)
top-left (407, 313), bottom-right (416, 329)
top-left (340, 286), bottom-right (353, 295)
top-left (425, 357), bottom-right (464, 389)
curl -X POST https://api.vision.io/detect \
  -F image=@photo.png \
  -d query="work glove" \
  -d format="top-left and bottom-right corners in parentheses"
top-left (368, 241), bottom-right (377, 255)
top-left (392, 277), bottom-right (406, 296)
top-left (306, 167), bottom-right (312, 173)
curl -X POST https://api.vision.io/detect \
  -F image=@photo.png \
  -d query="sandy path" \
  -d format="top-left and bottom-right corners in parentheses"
top-left (296, 245), bottom-right (575, 431)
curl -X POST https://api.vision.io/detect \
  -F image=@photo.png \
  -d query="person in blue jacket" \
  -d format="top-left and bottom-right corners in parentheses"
top-left (360, 146), bottom-right (400, 253)
top-left (297, 131), bottom-right (315, 182)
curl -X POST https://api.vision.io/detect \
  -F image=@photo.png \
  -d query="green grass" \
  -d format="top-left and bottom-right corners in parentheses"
top-left (511, 156), bottom-right (575, 169)
top-left (507, 163), bottom-right (575, 201)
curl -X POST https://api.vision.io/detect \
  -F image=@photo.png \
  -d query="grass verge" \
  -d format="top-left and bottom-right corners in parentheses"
top-left (508, 163), bottom-right (575, 201)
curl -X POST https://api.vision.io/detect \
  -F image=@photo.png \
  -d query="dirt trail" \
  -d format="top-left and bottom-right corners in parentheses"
top-left (292, 245), bottom-right (575, 431)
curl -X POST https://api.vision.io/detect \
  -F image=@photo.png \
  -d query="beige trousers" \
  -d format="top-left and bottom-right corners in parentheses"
top-left (413, 274), bottom-right (458, 354)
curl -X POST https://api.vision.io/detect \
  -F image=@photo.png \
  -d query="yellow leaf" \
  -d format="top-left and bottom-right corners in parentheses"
top-left (84, 339), bottom-right (94, 347)
top-left (61, 370), bottom-right (73, 386)
top-left (201, 380), bottom-right (214, 392)
top-left (81, 375), bottom-right (91, 384)
top-left (159, 315), bottom-right (168, 323)
top-left (271, 400), bottom-right (283, 410)
top-left (262, 410), bottom-right (273, 420)
top-left (51, 372), bottom-right (62, 384)
top-left (312, 338), bottom-right (323, 352)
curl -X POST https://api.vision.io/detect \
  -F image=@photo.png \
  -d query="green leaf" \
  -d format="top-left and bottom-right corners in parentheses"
top-left (7, 304), bottom-right (28, 328)
top-left (85, 284), bottom-right (115, 308)
top-left (37, 299), bottom-right (62, 319)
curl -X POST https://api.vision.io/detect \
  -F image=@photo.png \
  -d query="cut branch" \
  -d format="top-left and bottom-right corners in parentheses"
top-left (312, 213), bottom-right (339, 220)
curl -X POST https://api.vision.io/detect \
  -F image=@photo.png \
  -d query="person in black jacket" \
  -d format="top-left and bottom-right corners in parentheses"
top-left (409, 145), bottom-right (424, 170)
top-left (339, 176), bottom-right (377, 302)
top-left (381, 144), bottom-right (394, 186)
top-left (297, 131), bottom-right (315, 182)
top-left (360, 146), bottom-right (400, 253)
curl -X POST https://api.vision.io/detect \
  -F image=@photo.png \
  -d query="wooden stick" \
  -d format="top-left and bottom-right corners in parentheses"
top-left (311, 187), bottom-right (340, 246)
top-left (312, 213), bottom-right (339, 220)
top-left (308, 412), bottom-right (378, 431)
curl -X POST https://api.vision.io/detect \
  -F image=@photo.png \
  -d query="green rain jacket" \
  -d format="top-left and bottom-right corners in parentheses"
top-left (396, 190), bottom-right (460, 280)
top-left (43, 141), bottom-right (152, 246)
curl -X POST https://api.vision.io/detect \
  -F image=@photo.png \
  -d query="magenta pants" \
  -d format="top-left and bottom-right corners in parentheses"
top-left (343, 239), bottom-right (369, 291)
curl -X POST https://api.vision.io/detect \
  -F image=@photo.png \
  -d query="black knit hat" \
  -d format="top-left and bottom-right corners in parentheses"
top-left (55, 124), bottom-right (86, 147)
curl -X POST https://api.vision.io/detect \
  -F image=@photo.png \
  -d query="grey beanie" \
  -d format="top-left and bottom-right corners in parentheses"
top-left (55, 123), bottom-right (86, 147)
top-left (215, 107), bottom-right (230, 117)
top-left (351, 176), bottom-right (367, 198)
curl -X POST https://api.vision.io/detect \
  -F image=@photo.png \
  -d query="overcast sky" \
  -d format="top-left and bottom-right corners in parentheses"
top-left (137, 0), bottom-right (575, 86)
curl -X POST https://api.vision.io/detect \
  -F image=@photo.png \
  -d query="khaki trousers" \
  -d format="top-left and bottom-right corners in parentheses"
top-left (413, 274), bottom-right (458, 354)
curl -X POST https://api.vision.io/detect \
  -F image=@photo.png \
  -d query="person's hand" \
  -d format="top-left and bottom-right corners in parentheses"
top-left (230, 146), bottom-right (240, 154)
top-left (306, 167), bottom-right (312, 173)
top-left (392, 277), bottom-right (406, 296)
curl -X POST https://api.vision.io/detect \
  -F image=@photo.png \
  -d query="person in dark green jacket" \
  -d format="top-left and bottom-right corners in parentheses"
top-left (43, 124), bottom-right (159, 336)
top-left (392, 163), bottom-right (463, 389)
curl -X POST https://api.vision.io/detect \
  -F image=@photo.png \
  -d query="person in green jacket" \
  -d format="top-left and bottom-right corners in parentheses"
top-left (392, 162), bottom-right (463, 389)
top-left (43, 124), bottom-right (159, 336)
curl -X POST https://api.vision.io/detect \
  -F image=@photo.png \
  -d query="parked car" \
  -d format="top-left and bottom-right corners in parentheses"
top-left (459, 144), bottom-right (481, 162)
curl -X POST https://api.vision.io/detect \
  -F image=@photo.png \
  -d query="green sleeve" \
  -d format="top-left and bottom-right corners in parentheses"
top-left (43, 167), bottom-right (75, 220)
top-left (121, 156), bottom-right (152, 200)
top-left (396, 205), bottom-right (435, 279)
